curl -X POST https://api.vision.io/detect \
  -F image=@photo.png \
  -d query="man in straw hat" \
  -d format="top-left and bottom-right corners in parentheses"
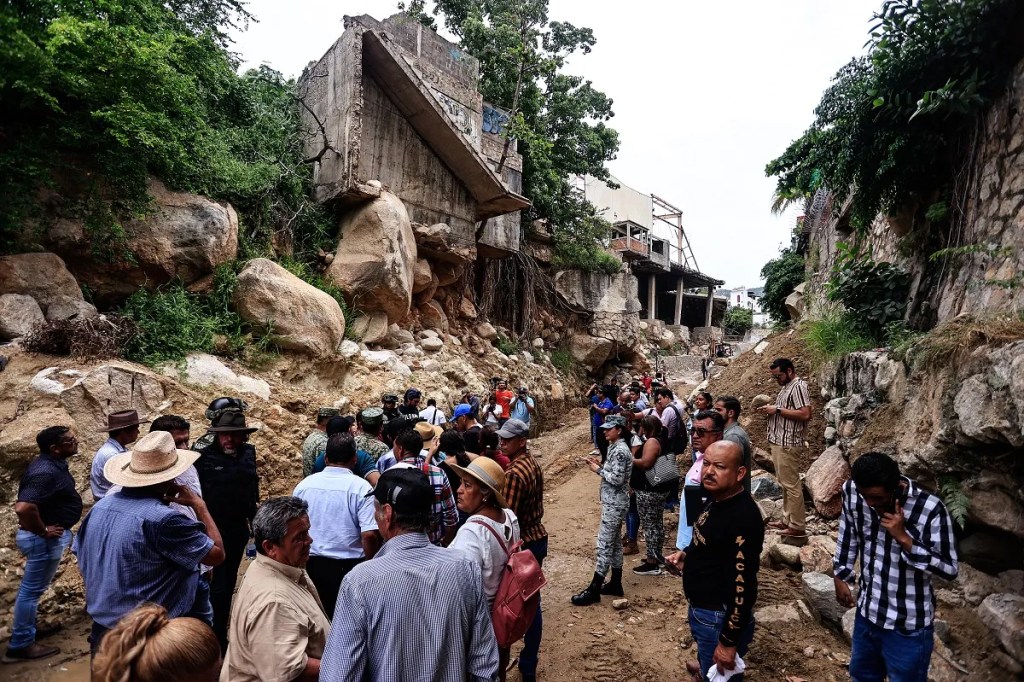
top-left (89, 409), bottom-right (150, 501)
top-left (76, 431), bottom-right (225, 654)
top-left (320, 468), bottom-right (497, 682)
top-left (194, 410), bottom-right (260, 652)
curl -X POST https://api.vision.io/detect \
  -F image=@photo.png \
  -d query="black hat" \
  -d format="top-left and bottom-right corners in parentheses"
top-left (207, 411), bottom-right (257, 433)
top-left (365, 468), bottom-right (432, 516)
top-left (382, 393), bottom-right (399, 404)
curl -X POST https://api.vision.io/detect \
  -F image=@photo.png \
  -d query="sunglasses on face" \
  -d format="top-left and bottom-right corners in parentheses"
top-left (689, 427), bottom-right (722, 437)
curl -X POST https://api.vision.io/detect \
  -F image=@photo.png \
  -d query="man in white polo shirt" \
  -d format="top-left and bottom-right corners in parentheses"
top-left (293, 433), bottom-right (381, 619)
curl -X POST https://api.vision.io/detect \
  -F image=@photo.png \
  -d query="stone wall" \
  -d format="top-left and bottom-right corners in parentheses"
top-left (802, 56), bottom-right (1024, 324)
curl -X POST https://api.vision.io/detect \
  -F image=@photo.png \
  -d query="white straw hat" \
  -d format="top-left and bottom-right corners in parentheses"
top-left (104, 431), bottom-right (199, 488)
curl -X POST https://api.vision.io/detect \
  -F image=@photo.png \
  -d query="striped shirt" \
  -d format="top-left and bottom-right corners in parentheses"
top-left (76, 489), bottom-right (214, 628)
top-left (392, 456), bottom-right (458, 545)
top-left (767, 377), bottom-right (810, 447)
top-left (503, 451), bottom-right (546, 543)
top-left (320, 532), bottom-right (498, 682)
top-left (833, 477), bottom-right (958, 631)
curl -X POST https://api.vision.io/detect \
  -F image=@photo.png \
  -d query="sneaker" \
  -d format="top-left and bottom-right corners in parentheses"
top-left (2, 643), bottom-right (60, 664)
top-left (633, 561), bottom-right (663, 576)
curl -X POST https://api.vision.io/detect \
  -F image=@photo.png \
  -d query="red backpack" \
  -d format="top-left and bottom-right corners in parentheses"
top-left (471, 520), bottom-right (547, 648)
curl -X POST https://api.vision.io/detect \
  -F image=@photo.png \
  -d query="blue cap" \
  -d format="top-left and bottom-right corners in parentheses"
top-left (453, 404), bottom-right (474, 419)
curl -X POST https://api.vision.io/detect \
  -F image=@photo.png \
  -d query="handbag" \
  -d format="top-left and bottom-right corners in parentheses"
top-left (645, 448), bottom-right (680, 487)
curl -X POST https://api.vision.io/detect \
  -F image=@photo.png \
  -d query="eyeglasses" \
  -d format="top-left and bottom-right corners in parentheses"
top-left (689, 427), bottom-right (722, 436)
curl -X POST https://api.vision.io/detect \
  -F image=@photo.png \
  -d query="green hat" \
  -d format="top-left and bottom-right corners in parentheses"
top-left (317, 407), bottom-right (340, 420)
top-left (600, 414), bottom-right (628, 430)
top-left (361, 407), bottom-right (385, 426)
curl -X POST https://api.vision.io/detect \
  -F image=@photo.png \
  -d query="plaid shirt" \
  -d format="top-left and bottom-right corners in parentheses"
top-left (503, 451), bottom-right (546, 543)
top-left (767, 377), bottom-right (810, 447)
top-left (392, 456), bottom-right (458, 545)
top-left (834, 477), bottom-right (958, 631)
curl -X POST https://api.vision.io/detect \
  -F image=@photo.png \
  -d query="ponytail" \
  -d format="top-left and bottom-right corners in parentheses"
top-left (93, 604), bottom-right (220, 682)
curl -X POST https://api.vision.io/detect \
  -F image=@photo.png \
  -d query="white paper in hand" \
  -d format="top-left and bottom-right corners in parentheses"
top-left (706, 654), bottom-right (746, 681)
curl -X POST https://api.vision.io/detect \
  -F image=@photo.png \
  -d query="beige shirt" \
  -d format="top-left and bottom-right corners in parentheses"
top-left (767, 376), bottom-right (810, 447)
top-left (220, 554), bottom-right (330, 682)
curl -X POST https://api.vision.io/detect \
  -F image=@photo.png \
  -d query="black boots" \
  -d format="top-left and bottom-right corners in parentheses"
top-left (571, 572), bottom-right (605, 606)
top-left (600, 568), bottom-right (624, 596)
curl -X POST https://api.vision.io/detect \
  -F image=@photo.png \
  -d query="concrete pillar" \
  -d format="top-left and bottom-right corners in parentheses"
top-left (704, 286), bottom-right (714, 327)
top-left (647, 274), bottom-right (657, 321)
top-left (673, 276), bottom-right (684, 326)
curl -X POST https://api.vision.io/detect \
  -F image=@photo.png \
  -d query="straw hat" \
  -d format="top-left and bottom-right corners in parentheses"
top-left (414, 421), bottom-right (443, 441)
top-left (446, 457), bottom-right (508, 508)
top-left (104, 431), bottom-right (199, 488)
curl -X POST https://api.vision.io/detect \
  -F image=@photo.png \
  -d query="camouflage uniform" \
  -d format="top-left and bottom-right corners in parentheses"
top-left (595, 438), bottom-right (633, 576)
top-left (355, 433), bottom-right (389, 464)
top-left (301, 430), bottom-right (328, 477)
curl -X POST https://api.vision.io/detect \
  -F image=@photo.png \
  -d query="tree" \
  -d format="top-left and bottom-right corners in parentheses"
top-left (722, 307), bottom-right (753, 336)
top-left (426, 0), bottom-right (620, 271)
top-left (760, 247), bottom-right (805, 322)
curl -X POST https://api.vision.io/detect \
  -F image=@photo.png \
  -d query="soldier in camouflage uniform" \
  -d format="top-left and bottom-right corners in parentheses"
top-left (301, 407), bottom-right (340, 477)
top-left (572, 414), bottom-right (633, 606)
top-left (355, 407), bottom-right (389, 463)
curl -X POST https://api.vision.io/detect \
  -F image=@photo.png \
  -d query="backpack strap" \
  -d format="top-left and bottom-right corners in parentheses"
top-left (470, 518), bottom-right (512, 559)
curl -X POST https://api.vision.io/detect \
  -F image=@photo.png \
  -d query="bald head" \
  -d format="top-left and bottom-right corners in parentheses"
top-left (701, 440), bottom-right (747, 499)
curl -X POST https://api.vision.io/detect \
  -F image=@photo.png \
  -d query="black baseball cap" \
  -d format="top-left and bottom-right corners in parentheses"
top-left (365, 468), bottom-right (432, 516)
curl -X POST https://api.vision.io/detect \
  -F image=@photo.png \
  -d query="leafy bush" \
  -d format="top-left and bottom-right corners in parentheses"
top-left (938, 475), bottom-right (969, 528)
top-left (495, 334), bottom-right (519, 356)
top-left (120, 285), bottom-right (219, 365)
top-left (802, 310), bottom-right (875, 365)
top-left (766, 0), bottom-right (1024, 231)
top-left (550, 348), bottom-right (574, 372)
top-left (760, 247), bottom-right (805, 322)
top-left (722, 307), bottom-right (754, 336)
top-left (826, 245), bottom-right (910, 341)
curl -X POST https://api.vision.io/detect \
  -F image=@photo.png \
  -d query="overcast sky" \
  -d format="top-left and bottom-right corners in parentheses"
top-left (230, 0), bottom-right (883, 288)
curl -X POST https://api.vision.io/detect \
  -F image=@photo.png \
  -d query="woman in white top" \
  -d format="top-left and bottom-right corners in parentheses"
top-left (482, 395), bottom-right (503, 425)
top-left (447, 457), bottom-right (520, 681)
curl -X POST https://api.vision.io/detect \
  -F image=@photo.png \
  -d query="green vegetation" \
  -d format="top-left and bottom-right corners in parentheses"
top-left (549, 348), bottom-right (574, 372)
top-left (417, 0), bottom-right (621, 272)
top-left (759, 247), bottom-right (805, 322)
top-left (1, 0), bottom-right (332, 260)
top-left (902, 311), bottom-right (1024, 368)
top-left (766, 0), bottom-right (1024, 232)
top-left (495, 333), bottom-right (520, 356)
top-left (938, 475), bottom-right (969, 528)
top-left (826, 244), bottom-right (910, 341)
top-left (802, 309), bottom-right (876, 365)
top-left (722, 307), bottom-right (754, 336)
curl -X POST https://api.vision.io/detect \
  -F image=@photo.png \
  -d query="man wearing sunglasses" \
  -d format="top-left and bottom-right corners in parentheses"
top-left (673, 410), bottom-right (725, 552)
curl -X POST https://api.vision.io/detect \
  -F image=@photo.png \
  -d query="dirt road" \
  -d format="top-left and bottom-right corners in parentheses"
top-left (7, 408), bottom-right (851, 682)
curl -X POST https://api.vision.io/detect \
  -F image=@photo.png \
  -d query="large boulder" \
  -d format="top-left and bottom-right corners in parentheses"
top-left (234, 259), bottom-right (346, 356)
top-left (412, 258), bottom-right (433, 294)
top-left (0, 406), bottom-right (77, 471)
top-left (175, 354), bottom-right (271, 400)
top-left (803, 445), bottom-right (851, 518)
top-left (954, 373), bottom-right (1024, 447)
top-left (965, 472), bottom-right (1024, 539)
top-left (326, 192), bottom-right (417, 324)
top-left (570, 333), bottom-right (615, 371)
top-left (47, 179), bottom-right (238, 306)
top-left (59, 364), bottom-right (167, 450)
top-left (0, 294), bottom-right (44, 340)
top-left (44, 295), bottom-right (98, 321)
top-left (0, 252), bottom-right (84, 314)
top-left (349, 311), bottom-right (390, 345)
top-left (801, 571), bottom-right (847, 626)
top-left (419, 300), bottom-right (449, 333)
top-left (978, 593), bottom-right (1024, 662)
top-left (785, 282), bottom-right (806, 321)
top-left (412, 221), bottom-right (476, 265)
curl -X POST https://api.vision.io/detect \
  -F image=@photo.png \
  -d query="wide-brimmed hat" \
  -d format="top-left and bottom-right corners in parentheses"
top-left (100, 409), bottom-right (150, 433)
top-left (446, 457), bottom-right (508, 508)
top-left (414, 421), bottom-right (443, 442)
top-left (104, 431), bottom-right (199, 488)
top-left (207, 410), bottom-right (258, 433)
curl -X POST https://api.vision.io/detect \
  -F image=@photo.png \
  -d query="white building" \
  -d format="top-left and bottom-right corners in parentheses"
top-left (718, 285), bottom-right (768, 328)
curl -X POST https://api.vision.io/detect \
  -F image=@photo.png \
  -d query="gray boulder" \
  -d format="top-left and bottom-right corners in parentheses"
top-left (0, 293), bottom-right (44, 340)
top-left (978, 593), bottom-right (1024, 662)
top-left (0, 252), bottom-right (84, 314)
top-left (801, 572), bottom-right (847, 626)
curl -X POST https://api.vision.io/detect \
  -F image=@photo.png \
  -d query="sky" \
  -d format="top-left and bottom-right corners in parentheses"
top-left (229, 0), bottom-right (883, 288)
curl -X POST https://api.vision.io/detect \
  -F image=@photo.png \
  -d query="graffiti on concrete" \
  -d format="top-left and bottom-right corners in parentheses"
top-left (482, 104), bottom-right (509, 135)
top-left (432, 88), bottom-right (480, 146)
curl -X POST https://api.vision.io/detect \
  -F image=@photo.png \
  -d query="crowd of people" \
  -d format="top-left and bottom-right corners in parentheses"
top-left (5, 358), bottom-right (959, 682)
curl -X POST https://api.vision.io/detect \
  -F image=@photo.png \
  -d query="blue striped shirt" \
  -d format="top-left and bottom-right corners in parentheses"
top-left (75, 489), bottom-right (213, 628)
top-left (320, 532), bottom-right (498, 682)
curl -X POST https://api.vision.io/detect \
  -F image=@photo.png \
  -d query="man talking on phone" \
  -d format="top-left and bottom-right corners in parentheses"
top-left (833, 452), bottom-right (958, 682)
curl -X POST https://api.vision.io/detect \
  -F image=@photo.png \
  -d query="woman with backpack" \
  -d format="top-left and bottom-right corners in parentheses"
top-left (447, 457), bottom-right (521, 680)
top-left (572, 414), bottom-right (633, 606)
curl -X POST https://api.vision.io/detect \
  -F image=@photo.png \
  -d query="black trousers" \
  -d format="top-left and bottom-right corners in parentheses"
top-left (210, 525), bottom-right (248, 652)
top-left (305, 555), bottom-right (364, 620)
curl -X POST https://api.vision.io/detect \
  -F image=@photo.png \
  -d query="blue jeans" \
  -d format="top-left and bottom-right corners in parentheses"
top-left (625, 493), bottom-right (639, 542)
top-left (519, 536), bottom-right (548, 677)
top-left (11, 529), bottom-right (72, 649)
top-left (688, 606), bottom-right (754, 682)
top-left (850, 613), bottom-right (934, 682)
